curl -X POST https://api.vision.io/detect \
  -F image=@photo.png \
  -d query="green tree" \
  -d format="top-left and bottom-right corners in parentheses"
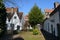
top-left (0, 0), bottom-right (7, 36)
top-left (29, 4), bottom-right (44, 28)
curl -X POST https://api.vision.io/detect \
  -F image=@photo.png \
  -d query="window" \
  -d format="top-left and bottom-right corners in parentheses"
top-left (20, 19), bottom-right (21, 22)
top-left (46, 12), bottom-right (49, 16)
top-left (51, 24), bottom-right (53, 33)
top-left (14, 16), bottom-right (16, 19)
top-left (51, 24), bottom-right (55, 35)
top-left (48, 23), bottom-right (49, 31)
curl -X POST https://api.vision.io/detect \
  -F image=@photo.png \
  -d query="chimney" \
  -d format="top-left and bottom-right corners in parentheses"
top-left (54, 2), bottom-right (60, 8)
top-left (11, 7), bottom-right (14, 14)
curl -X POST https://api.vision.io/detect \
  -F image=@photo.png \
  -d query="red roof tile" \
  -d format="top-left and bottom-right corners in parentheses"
top-left (45, 9), bottom-right (54, 13)
top-left (6, 8), bottom-right (23, 20)
top-left (6, 8), bottom-right (18, 13)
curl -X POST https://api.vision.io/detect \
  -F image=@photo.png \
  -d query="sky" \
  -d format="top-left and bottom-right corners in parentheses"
top-left (4, 0), bottom-right (60, 15)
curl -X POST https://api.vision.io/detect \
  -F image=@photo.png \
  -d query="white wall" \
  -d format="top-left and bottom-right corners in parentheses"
top-left (6, 12), bottom-right (24, 30)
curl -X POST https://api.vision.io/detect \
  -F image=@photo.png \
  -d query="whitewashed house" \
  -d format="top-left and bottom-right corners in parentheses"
top-left (43, 2), bottom-right (60, 37)
top-left (6, 7), bottom-right (24, 31)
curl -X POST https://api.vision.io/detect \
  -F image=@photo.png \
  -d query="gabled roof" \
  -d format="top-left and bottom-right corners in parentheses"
top-left (24, 15), bottom-right (29, 21)
top-left (7, 13), bottom-right (14, 21)
top-left (6, 8), bottom-right (23, 21)
top-left (7, 12), bottom-right (23, 21)
top-left (17, 12), bottom-right (23, 19)
top-left (6, 8), bottom-right (18, 20)
top-left (24, 15), bottom-right (29, 19)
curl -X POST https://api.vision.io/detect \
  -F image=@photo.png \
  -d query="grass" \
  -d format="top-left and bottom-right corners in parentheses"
top-left (18, 31), bottom-right (45, 40)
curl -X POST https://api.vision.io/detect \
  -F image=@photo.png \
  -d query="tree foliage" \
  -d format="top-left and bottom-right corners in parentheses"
top-left (29, 4), bottom-right (44, 27)
top-left (0, 0), bottom-right (6, 36)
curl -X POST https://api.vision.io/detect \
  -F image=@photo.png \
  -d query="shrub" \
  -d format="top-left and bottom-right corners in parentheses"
top-left (33, 28), bottom-right (39, 35)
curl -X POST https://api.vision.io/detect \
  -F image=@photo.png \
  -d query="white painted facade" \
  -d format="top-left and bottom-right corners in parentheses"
top-left (6, 12), bottom-right (24, 31)
top-left (44, 11), bottom-right (59, 36)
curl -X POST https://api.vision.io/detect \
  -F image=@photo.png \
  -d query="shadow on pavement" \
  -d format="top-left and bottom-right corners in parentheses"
top-left (41, 29), bottom-right (58, 40)
top-left (0, 34), bottom-right (13, 40)
top-left (0, 34), bottom-right (24, 40)
top-left (13, 37), bottom-right (24, 40)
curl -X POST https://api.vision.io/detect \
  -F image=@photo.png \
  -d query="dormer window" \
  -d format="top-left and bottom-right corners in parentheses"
top-left (46, 12), bottom-right (49, 16)
top-left (14, 16), bottom-right (16, 19)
